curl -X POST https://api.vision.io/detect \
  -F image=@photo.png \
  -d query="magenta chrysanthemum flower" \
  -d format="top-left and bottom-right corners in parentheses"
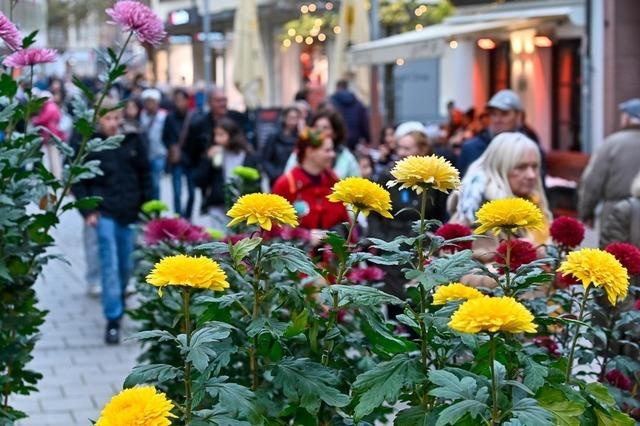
top-left (144, 218), bottom-right (210, 245)
top-left (0, 11), bottom-right (21, 51)
top-left (347, 266), bottom-right (385, 283)
top-left (106, 1), bottom-right (167, 46)
top-left (2, 48), bottom-right (57, 68)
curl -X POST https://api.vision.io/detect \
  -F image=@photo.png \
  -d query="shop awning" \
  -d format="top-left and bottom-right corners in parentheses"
top-left (348, 5), bottom-right (581, 66)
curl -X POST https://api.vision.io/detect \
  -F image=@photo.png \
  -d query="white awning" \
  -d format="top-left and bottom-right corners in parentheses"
top-left (348, 5), bottom-right (582, 66)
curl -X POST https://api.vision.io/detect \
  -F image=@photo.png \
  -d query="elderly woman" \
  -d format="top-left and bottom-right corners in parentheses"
top-left (449, 132), bottom-right (551, 262)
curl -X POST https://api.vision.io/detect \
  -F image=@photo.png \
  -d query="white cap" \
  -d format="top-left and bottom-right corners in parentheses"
top-left (141, 88), bottom-right (161, 102)
top-left (394, 121), bottom-right (427, 139)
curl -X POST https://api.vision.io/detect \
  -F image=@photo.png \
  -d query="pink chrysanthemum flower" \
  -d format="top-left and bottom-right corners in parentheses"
top-left (0, 11), bottom-right (22, 51)
top-left (2, 48), bottom-right (57, 68)
top-left (106, 1), bottom-right (167, 46)
top-left (144, 218), bottom-right (210, 245)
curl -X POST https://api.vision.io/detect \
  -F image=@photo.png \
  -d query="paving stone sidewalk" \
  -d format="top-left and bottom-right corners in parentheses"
top-left (12, 208), bottom-right (140, 426)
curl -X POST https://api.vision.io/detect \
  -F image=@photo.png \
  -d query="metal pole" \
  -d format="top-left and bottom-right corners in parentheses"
top-left (203, 0), bottom-right (212, 87)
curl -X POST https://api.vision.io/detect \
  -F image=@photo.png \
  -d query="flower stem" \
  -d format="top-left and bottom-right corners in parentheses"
top-left (322, 211), bottom-right (359, 366)
top-left (417, 191), bottom-right (429, 373)
top-left (181, 288), bottom-right (193, 424)
top-left (489, 333), bottom-right (500, 425)
top-left (250, 242), bottom-right (264, 391)
top-left (565, 286), bottom-right (591, 383)
top-left (504, 232), bottom-right (512, 296)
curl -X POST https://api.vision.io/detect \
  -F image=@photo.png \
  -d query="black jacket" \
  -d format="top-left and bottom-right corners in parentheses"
top-left (261, 127), bottom-right (297, 184)
top-left (162, 108), bottom-right (189, 148)
top-left (194, 151), bottom-right (259, 210)
top-left (330, 89), bottom-right (370, 150)
top-left (183, 110), bottom-right (249, 167)
top-left (72, 131), bottom-right (152, 225)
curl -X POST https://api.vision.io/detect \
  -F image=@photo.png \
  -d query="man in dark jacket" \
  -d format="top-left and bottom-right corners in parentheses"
top-left (261, 106), bottom-right (300, 185)
top-left (457, 89), bottom-right (541, 177)
top-left (163, 88), bottom-right (195, 218)
top-left (330, 80), bottom-right (370, 150)
top-left (72, 101), bottom-right (151, 345)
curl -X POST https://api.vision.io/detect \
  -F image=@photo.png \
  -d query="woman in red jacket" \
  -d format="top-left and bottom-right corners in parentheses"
top-left (272, 129), bottom-right (349, 239)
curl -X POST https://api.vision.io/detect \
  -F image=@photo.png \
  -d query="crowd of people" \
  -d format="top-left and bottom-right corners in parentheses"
top-left (23, 72), bottom-right (640, 344)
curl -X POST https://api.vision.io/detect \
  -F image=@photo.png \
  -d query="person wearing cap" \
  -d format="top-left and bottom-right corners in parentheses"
top-left (578, 98), bottom-right (640, 245)
top-left (140, 88), bottom-right (168, 200)
top-left (456, 89), bottom-right (540, 177)
top-left (368, 123), bottom-right (448, 312)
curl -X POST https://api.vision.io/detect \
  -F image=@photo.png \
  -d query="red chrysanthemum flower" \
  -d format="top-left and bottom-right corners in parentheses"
top-left (2, 48), bottom-right (57, 68)
top-left (532, 335), bottom-right (560, 357)
top-left (222, 233), bottom-right (250, 245)
top-left (0, 11), bottom-right (22, 51)
top-left (495, 239), bottom-right (538, 273)
top-left (550, 216), bottom-right (585, 248)
top-left (106, 1), bottom-right (167, 46)
top-left (435, 223), bottom-right (473, 252)
top-left (347, 266), bottom-right (385, 283)
top-left (635, 299), bottom-right (640, 310)
top-left (144, 218), bottom-right (210, 245)
top-left (554, 271), bottom-right (580, 289)
top-left (605, 242), bottom-right (640, 275)
top-left (605, 369), bottom-right (633, 391)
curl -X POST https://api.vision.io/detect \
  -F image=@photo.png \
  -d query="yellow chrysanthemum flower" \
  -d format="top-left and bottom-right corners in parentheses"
top-left (449, 296), bottom-right (537, 334)
top-left (327, 177), bottom-right (393, 218)
top-left (387, 155), bottom-right (461, 194)
top-left (146, 255), bottom-right (229, 292)
top-left (558, 248), bottom-right (629, 306)
top-left (96, 386), bottom-right (176, 426)
top-left (474, 198), bottom-right (544, 235)
top-left (432, 282), bottom-right (484, 305)
top-left (227, 193), bottom-right (298, 231)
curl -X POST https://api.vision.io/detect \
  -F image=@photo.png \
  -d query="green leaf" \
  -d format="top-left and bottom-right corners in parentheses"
top-left (425, 250), bottom-right (476, 288)
top-left (321, 284), bottom-right (404, 308)
top-left (0, 73), bottom-right (18, 98)
top-left (536, 385), bottom-right (585, 426)
top-left (510, 397), bottom-right (554, 426)
top-left (394, 406), bottom-right (438, 426)
top-left (192, 406), bottom-right (252, 426)
top-left (229, 237), bottom-right (262, 266)
top-left (0, 101), bottom-right (17, 123)
top-left (205, 376), bottom-right (255, 416)
top-left (323, 231), bottom-right (348, 264)
top-left (352, 354), bottom-right (423, 419)
top-left (181, 323), bottom-right (233, 373)
top-left (523, 359), bottom-right (548, 393)
top-left (428, 370), bottom-right (489, 402)
top-left (360, 307), bottom-right (416, 355)
top-left (262, 243), bottom-right (319, 277)
top-left (283, 308), bottom-right (308, 338)
top-left (271, 357), bottom-right (349, 414)
top-left (74, 116), bottom-right (94, 139)
top-left (72, 75), bottom-right (96, 103)
top-left (66, 196), bottom-right (102, 212)
top-left (130, 330), bottom-right (176, 343)
top-left (22, 30), bottom-right (38, 48)
top-left (593, 408), bottom-right (634, 426)
top-left (86, 135), bottom-right (124, 152)
top-left (585, 382), bottom-right (615, 407)
top-left (435, 400), bottom-right (488, 426)
top-left (123, 364), bottom-right (182, 388)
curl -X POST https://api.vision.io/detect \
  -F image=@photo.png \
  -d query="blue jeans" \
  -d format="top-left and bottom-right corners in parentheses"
top-left (97, 215), bottom-right (134, 321)
top-left (171, 164), bottom-right (196, 219)
top-left (150, 155), bottom-right (166, 201)
top-left (83, 223), bottom-right (100, 287)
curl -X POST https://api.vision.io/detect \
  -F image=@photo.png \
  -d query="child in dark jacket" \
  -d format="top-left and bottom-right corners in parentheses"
top-left (72, 100), bottom-right (152, 345)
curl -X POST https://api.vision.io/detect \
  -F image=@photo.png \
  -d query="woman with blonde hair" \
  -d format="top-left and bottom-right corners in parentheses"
top-left (449, 132), bottom-right (551, 260)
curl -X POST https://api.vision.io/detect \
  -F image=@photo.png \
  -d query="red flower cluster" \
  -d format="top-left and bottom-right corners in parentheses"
top-left (550, 216), bottom-right (585, 248)
top-left (144, 218), bottom-right (210, 245)
top-left (347, 266), bottom-right (385, 283)
top-left (532, 335), bottom-right (560, 357)
top-left (435, 223), bottom-right (473, 252)
top-left (495, 239), bottom-right (537, 273)
top-left (264, 226), bottom-right (311, 242)
top-left (606, 369), bottom-right (633, 391)
top-left (604, 242), bottom-right (640, 275)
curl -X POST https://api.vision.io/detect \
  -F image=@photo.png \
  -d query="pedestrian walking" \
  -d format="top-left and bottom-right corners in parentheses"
top-left (261, 106), bottom-right (300, 186)
top-left (72, 98), bottom-right (152, 344)
top-left (601, 171), bottom-right (640, 248)
top-left (140, 88), bottom-right (168, 201)
top-left (579, 98), bottom-right (640, 246)
top-left (329, 79), bottom-right (370, 150)
top-left (162, 88), bottom-right (196, 218)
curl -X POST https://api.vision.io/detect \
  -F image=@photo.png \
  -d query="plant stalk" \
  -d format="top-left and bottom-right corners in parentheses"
top-left (504, 232), bottom-right (512, 296)
top-left (489, 333), bottom-right (500, 425)
top-left (181, 288), bottom-right (193, 424)
top-left (417, 191), bottom-right (429, 372)
top-left (565, 286), bottom-right (591, 383)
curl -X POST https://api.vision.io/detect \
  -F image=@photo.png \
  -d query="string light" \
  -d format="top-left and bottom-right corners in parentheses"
top-left (283, 39), bottom-right (291, 47)
top-left (326, 2), bottom-right (334, 10)
top-left (449, 40), bottom-right (458, 49)
top-left (415, 24), bottom-right (423, 31)
top-left (308, 3), bottom-right (317, 12)
top-left (333, 25), bottom-right (341, 34)
top-left (295, 34), bottom-right (304, 43)
top-left (287, 28), bottom-right (296, 37)
top-left (300, 4), bottom-right (308, 13)
top-left (305, 36), bottom-right (314, 45)
top-left (396, 58), bottom-right (405, 66)
top-left (318, 33), bottom-right (326, 41)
